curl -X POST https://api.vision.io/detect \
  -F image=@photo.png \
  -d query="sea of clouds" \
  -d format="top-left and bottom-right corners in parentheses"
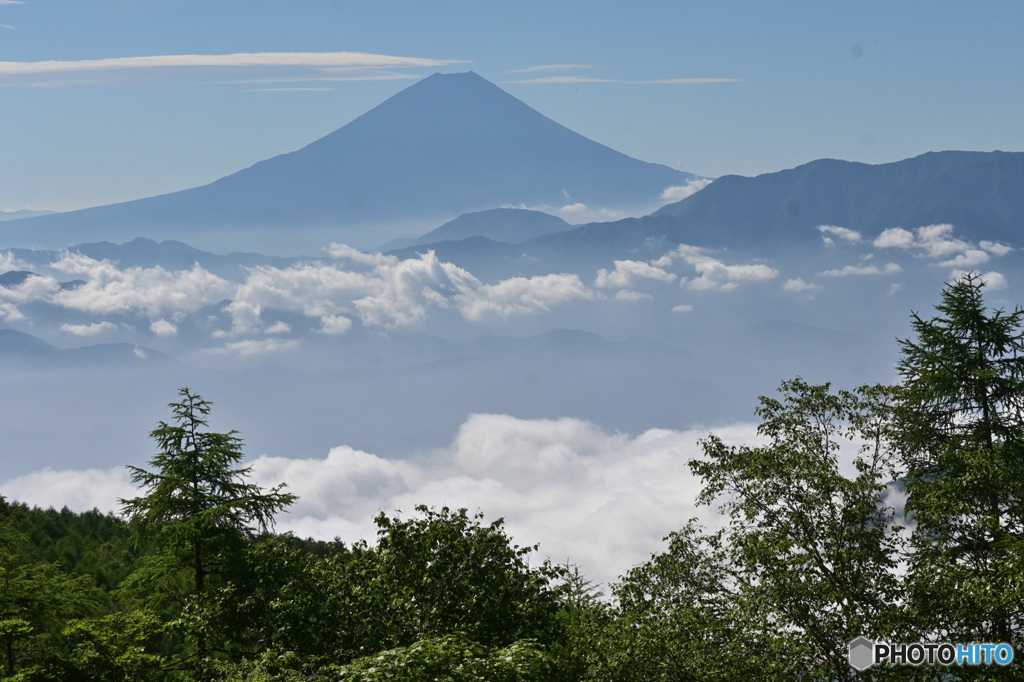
top-left (0, 414), bottom-right (767, 586)
top-left (0, 221), bottom-right (1008, 584)
top-left (0, 222), bottom-right (1010, 358)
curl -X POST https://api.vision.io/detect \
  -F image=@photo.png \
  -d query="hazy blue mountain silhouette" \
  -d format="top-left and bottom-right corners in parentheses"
top-left (410, 208), bottom-right (572, 246)
top-left (0, 329), bottom-right (170, 367)
top-left (0, 210), bottom-right (55, 222)
top-left (649, 150), bottom-right (1024, 248)
top-left (0, 271), bottom-right (35, 288)
top-left (385, 150), bottom-right (1024, 278)
top-left (1, 72), bottom-right (695, 254)
top-left (8, 238), bottom-right (301, 278)
top-left (473, 150), bottom-right (1024, 267)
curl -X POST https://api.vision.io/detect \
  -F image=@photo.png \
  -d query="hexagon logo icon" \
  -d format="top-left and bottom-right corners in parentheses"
top-left (849, 636), bottom-right (875, 671)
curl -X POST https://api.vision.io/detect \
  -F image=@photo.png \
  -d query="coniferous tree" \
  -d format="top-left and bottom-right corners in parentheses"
top-left (120, 388), bottom-right (296, 670)
top-left (895, 273), bottom-right (1024, 652)
top-left (0, 515), bottom-right (100, 679)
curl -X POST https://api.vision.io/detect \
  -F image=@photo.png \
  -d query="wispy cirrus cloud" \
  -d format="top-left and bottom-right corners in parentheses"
top-left (506, 74), bottom-right (741, 85)
top-left (505, 75), bottom-right (618, 85)
top-left (0, 51), bottom-right (465, 87)
top-left (644, 78), bottom-right (742, 84)
top-left (505, 62), bottom-right (740, 86)
top-left (245, 87), bottom-right (335, 93)
top-left (508, 64), bottom-right (593, 73)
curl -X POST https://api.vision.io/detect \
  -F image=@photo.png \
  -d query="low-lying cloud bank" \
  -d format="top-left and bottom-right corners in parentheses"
top-left (2, 222), bottom-right (1010, 355)
top-left (0, 414), bottom-right (763, 585)
top-left (0, 241), bottom-right (798, 353)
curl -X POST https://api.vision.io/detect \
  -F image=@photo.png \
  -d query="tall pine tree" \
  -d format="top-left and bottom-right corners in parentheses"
top-left (120, 388), bottom-right (295, 670)
top-left (896, 272), bottom-right (1024, 651)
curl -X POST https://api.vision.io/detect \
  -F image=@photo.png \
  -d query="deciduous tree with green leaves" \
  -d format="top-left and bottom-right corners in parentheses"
top-left (689, 379), bottom-right (905, 680)
top-left (369, 505), bottom-right (562, 651)
top-left (119, 388), bottom-right (296, 670)
top-left (599, 520), bottom-right (781, 681)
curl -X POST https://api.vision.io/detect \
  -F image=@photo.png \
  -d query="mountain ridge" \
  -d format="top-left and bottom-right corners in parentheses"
top-left (650, 149), bottom-right (1024, 248)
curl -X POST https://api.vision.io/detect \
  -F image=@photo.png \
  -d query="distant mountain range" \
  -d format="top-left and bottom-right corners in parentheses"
top-left (0, 72), bottom-right (697, 254)
top-left (6, 147), bottom-right (1020, 289)
top-left (0, 210), bottom-right (55, 222)
top-left (6, 237), bottom-right (299, 278)
top-left (2, 68), bottom-right (1019, 265)
top-left (383, 208), bottom-right (572, 251)
top-left (0, 329), bottom-right (170, 367)
top-left (650, 150), bottom-right (1024, 249)
top-left (390, 150), bottom-right (1024, 277)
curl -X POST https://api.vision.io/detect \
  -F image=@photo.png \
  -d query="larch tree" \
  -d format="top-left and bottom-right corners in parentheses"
top-left (120, 388), bottom-right (296, 668)
top-left (895, 272), bottom-right (1024, 651)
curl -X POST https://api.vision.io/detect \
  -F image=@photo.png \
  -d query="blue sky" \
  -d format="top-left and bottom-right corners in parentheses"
top-left (1, 0), bottom-right (1022, 212)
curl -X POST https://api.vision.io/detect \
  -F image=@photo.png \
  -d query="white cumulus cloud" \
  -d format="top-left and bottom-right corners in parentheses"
top-left (150, 319), bottom-right (178, 336)
top-left (938, 249), bottom-right (989, 269)
top-left (318, 315), bottom-right (353, 335)
top-left (51, 253), bottom-right (233, 317)
top-left (0, 272), bottom-right (60, 304)
top-left (264, 321), bottom-right (291, 335)
top-left (614, 290), bottom-right (652, 301)
top-left (0, 302), bottom-right (24, 321)
top-left (208, 338), bottom-right (302, 357)
top-left (60, 321), bottom-right (118, 336)
top-left (227, 249), bottom-right (597, 331)
top-left (783, 277), bottom-right (821, 292)
top-left (950, 270), bottom-right (1008, 291)
top-left (0, 467), bottom-right (135, 514)
top-left (660, 178), bottom-right (712, 203)
top-left (873, 227), bottom-right (916, 250)
top-left (819, 263), bottom-right (901, 277)
top-left (980, 241), bottom-right (1013, 257)
top-left (594, 259), bottom-right (677, 288)
top-left (9, 248), bottom-right (599, 336)
top-left (874, 224), bottom-right (1009, 269)
top-left (656, 245), bottom-right (779, 292)
top-left (3, 415), bottom-right (766, 585)
top-left (458, 273), bottom-right (594, 321)
top-left (0, 250), bottom-right (29, 271)
top-left (872, 224), bottom-right (1013, 280)
top-left (818, 225), bottom-right (862, 244)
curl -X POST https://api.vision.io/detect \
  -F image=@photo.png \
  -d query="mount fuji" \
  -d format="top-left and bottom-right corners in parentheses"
top-left (1, 72), bottom-right (698, 254)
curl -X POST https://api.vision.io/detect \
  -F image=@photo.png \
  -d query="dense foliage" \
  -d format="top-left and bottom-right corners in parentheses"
top-left (2, 273), bottom-right (1023, 679)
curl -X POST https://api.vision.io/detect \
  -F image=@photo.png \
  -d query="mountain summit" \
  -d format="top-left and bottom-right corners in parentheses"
top-left (2, 72), bottom-right (697, 253)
